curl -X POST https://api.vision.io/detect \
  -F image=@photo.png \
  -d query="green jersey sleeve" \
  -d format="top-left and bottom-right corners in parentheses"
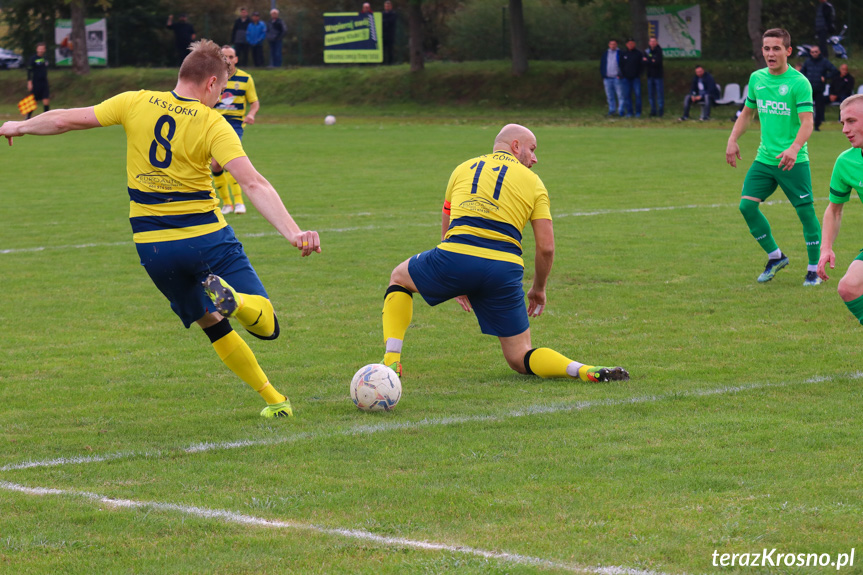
top-left (829, 149), bottom-right (863, 204)
top-left (794, 77), bottom-right (813, 114)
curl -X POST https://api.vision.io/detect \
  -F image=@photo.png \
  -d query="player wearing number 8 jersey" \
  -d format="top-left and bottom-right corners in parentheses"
top-left (726, 28), bottom-right (822, 286)
top-left (381, 124), bottom-right (629, 384)
top-left (0, 40), bottom-right (321, 418)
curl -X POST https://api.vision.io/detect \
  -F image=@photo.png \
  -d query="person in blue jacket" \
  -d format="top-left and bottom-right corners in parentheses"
top-left (246, 11), bottom-right (267, 67)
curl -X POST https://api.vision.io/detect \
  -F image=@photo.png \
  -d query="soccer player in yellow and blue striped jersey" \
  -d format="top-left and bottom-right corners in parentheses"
top-left (381, 124), bottom-right (629, 383)
top-left (212, 45), bottom-right (259, 214)
top-left (0, 40), bottom-right (321, 418)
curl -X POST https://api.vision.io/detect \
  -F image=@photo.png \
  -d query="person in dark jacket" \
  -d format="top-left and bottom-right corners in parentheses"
top-left (231, 7), bottom-right (251, 67)
top-left (679, 65), bottom-right (719, 121)
top-left (815, 0), bottom-right (836, 55)
top-left (801, 46), bottom-right (837, 130)
top-left (166, 13), bottom-right (196, 66)
top-left (26, 43), bottom-right (50, 119)
top-left (619, 39), bottom-right (643, 118)
top-left (267, 9), bottom-right (286, 68)
top-left (382, 1), bottom-right (397, 65)
top-left (829, 63), bottom-right (855, 105)
top-left (644, 36), bottom-right (664, 117)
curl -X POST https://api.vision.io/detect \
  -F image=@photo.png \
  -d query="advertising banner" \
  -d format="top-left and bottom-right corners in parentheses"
top-left (323, 12), bottom-right (382, 64)
top-left (55, 18), bottom-right (108, 66)
top-left (647, 5), bottom-right (701, 58)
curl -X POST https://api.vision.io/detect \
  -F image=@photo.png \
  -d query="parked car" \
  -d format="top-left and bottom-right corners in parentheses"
top-left (0, 48), bottom-right (24, 69)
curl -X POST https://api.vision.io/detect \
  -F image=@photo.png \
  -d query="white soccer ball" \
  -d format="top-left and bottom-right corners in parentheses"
top-left (350, 363), bottom-right (401, 411)
top-left (324, 115), bottom-right (336, 125)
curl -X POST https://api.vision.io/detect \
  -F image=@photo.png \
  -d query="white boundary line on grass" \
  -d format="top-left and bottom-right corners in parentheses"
top-left (0, 199), bottom-right (796, 255)
top-left (3, 373), bottom-right (856, 473)
top-left (0, 480), bottom-right (678, 575)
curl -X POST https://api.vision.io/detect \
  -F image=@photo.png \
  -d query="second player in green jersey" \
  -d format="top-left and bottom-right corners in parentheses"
top-left (726, 28), bottom-right (822, 287)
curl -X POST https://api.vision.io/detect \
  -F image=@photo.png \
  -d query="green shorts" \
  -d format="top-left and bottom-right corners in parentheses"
top-left (855, 249), bottom-right (863, 263)
top-left (742, 161), bottom-right (813, 207)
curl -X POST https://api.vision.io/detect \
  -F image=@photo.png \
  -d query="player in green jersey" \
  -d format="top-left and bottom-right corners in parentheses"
top-left (817, 95), bottom-right (863, 322)
top-left (726, 28), bottom-right (822, 286)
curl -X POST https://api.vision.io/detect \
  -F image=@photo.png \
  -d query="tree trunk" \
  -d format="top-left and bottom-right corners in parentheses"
top-left (70, 0), bottom-right (90, 75)
top-left (629, 0), bottom-right (648, 49)
top-left (408, 0), bottom-right (424, 72)
top-left (509, 0), bottom-right (527, 76)
top-left (748, 0), bottom-right (765, 67)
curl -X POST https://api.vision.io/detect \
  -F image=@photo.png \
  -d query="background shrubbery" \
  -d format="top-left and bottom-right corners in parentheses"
top-left (1, 0), bottom-right (862, 67)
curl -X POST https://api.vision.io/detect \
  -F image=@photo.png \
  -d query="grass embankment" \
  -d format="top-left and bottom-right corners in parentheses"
top-left (5, 58), bottom-right (856, 122)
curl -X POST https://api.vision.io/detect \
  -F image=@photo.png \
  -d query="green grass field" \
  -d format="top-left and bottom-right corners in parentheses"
top-left (1, 119), bottom-right (862, 574)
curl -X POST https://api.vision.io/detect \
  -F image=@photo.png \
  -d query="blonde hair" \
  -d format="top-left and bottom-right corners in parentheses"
top-left (840, 94), bottom-right (863, 112)
top-left (178, 39), bottom-right (229, 84)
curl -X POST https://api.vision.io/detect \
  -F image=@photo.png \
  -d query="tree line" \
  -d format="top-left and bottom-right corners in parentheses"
top-left (1, 0), bottom-right (859, 75)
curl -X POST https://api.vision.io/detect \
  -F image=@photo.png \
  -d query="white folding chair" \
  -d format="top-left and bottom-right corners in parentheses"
top-left (715, 83), bottom-right (741, 105)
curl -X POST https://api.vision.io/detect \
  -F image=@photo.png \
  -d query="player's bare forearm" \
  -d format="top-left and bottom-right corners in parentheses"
top-left (777, 114), bottom-right (812, 171)
top-left (793, 112), bottom-right (814, 149)
top-left (726, 107), bottom-right (754, 167)
top-left (440, 211), bottom-right (450, 242)
top-left (225, 156), bottom-right (320, 256)
top-left (1, 107), bottom-right (100, 140)
top-left (245, 101), bottom-right (260, 124)
top-left (531, 219), bottom-right (555, 292)
top-left (820, 202), bottom-right (844, 253)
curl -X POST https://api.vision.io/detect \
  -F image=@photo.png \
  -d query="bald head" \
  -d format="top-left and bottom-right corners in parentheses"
top-left (493, 124), bottom-right (538, 168)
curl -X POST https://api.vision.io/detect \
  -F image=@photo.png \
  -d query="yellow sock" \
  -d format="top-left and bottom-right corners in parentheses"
top-left (526, 347), bottom-right (593, 380)
top-left (226, 171), bottom-right (244, 205)
top-left (213, 170), bottom-right (231, 207)
top-left (234, 293), bottom-right (276, 339)
top-left (382, 286), bottom-right (413, 365)
top-left (211, 330), bottom-right (285, 403)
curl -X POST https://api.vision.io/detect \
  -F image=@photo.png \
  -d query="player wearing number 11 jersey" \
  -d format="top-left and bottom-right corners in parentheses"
top-left (380, 124), bottom-right (629, 383)
top-left (0, 40), bottom-right (321, 418)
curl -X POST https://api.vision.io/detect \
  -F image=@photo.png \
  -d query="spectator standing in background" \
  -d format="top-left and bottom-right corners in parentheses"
top-left (600, 40), bottom-right (623, 117)
top-left (800, 46), bottom-right (837, 131)
top-left (620, 39), bottom-right (643, 118)
top-left (644, 37), bottom-right (664, 117)
top-left (829, 64), bottom-right (855, 105)
top-left (166, 13), bottom-right (196, 66)
top-left (232, 7), bottom-right (251, 67)
top-left (246, 12), bottom-right (266, 68)
top-left (382, 1), bottom-right (397, 65)
top-left (267, 9), bottom-right (286, 68)
top-left (815, 0), bottom-right (836, 55)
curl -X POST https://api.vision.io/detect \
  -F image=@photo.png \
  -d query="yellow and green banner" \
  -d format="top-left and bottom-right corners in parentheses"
top-left (324, 12), bottom-right (383, 64)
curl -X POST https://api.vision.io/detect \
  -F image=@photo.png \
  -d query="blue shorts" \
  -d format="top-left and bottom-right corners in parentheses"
top-left (408, 248), bottom-right (529, 337)
top-left (136, 226), bottom-right (267, 328)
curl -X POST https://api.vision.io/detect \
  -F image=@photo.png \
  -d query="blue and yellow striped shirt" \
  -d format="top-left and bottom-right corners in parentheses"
top-left (94, 90), bottom-right (246, 243)
top-left (214, 68), bottom-right (258, 130)
top-left (438, 151), bottom-right (551, 266)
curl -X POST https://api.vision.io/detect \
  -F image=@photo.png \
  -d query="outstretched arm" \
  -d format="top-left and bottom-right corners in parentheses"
top-left (726, 105), bottom-right (755, 167)
top-left (527, 218), bottom-right (554, 318)
top-left (224, 155), bottom-right (320, 257)
top-left (0, 107), bottom-right (101, 145)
